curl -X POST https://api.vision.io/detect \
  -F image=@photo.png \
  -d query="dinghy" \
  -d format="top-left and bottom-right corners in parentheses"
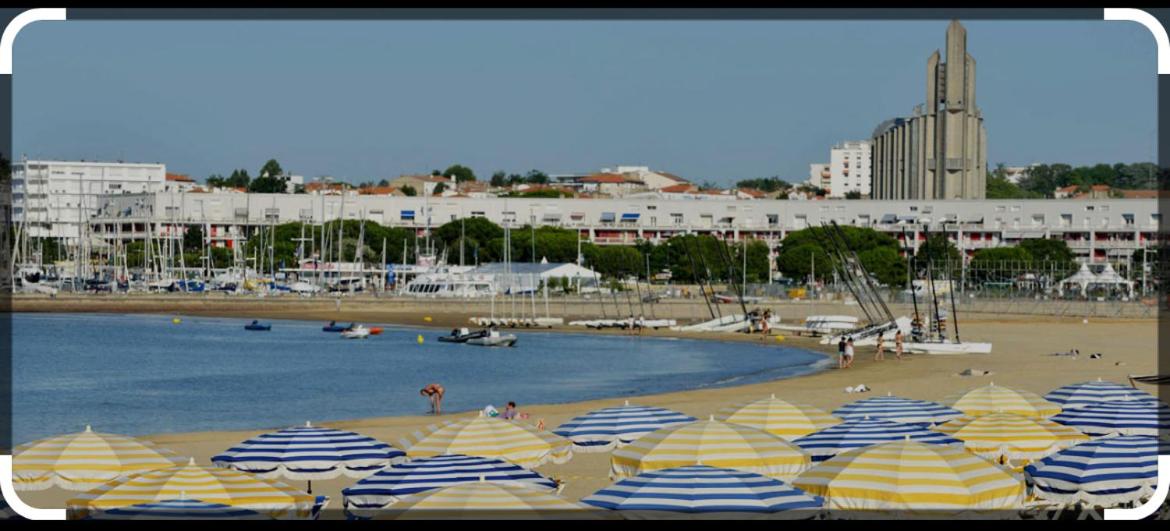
top-left (244, 320), bottom-right (271, 331)
top-left (341, 325), bottom-right (371, 339)
top-left (438, 328), bottom-right (488, 343)
top-left (323, 321), bottom-right (352, 332)
top-left (466, 329), bottom-right (517, 347)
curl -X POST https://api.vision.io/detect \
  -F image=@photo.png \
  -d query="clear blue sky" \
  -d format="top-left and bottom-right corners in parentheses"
top-left (13, 19), bottom-right (1157, 185)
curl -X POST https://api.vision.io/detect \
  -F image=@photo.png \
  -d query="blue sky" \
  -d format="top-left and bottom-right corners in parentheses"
top-left (13, 19), bottom-right (1157, 185)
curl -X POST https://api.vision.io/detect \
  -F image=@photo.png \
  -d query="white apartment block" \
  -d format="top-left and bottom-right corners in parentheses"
top-left (12, 159), bottom-right (166, 240)
top-left (808, 163), bottom-right (830, 190)
top-left (827, 141), bottom-right (872, 197)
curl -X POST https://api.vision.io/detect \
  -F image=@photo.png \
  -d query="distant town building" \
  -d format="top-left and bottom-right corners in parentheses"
top-left (871, 20), bottom-right (987, 200)
top-left (12, 159), bottom-right (166, 240)
top-left (1002, 165), bottom-right (1035, 184)
top-left (163, 173), bottom-right (197, 193)
top-left (809, 141), bottom-right (872, 197)
top-left (388, 174), bottom-right (452, 196)
top-left (808, 163), bottom-right (830, 191)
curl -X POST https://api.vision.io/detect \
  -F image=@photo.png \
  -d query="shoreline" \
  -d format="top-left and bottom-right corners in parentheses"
top-left (9, 297), bottom-right (1160, 509)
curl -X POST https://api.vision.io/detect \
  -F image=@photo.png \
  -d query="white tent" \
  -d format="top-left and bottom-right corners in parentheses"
top-left (1057, 263), bottom-right (1098, 298)
top-left (1058, 263), bottom-right (1134, 299)
top-left (1089, 263), bottom-right (1134, 299)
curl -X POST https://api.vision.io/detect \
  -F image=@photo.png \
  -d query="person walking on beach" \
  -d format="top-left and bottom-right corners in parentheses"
top-left (837, 337), bottom-right (848, 369)
top-left (894, 330), bottom-right (904, 361)
top-left (760, 309), bottom-right (771, 339)
top-left (844, 337), bottom-right (855, 369)
top-left (420, 383), bottom-right (445, 415)
top-left (875, 333), bottom-right (885, 361)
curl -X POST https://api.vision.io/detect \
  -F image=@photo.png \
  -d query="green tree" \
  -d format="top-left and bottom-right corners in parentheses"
top-left (524, 170), bottom-right (549, 184)
top-left (434, 217), bottom-right (505, 263)
top-left (734, 177), bottom-right (790, 193)
top-left (442, 164), bottom-right (477, 183)
top-left (248, 175), bottom-right (289, 193)
top-left (1019, 239), bottom-right (1078, 277)
top-left (259, 159), bottom-right (284, 178)
top-left (969, 246), bottom-right (1032, 282)
top-left (844, 190), bottom-right (863, 199)
top-left (490, 171), bottom-right (508, 187)
top-left (433, 182), bottom-right (447, 195)
top-left (183, 225), bottom-right (205, 252)
top-left (401, 185), bottom-right (417, 197)
top-left (915, 233), bottom-right (961, 269)
top-left (775, 226), bottom-right (904, 286)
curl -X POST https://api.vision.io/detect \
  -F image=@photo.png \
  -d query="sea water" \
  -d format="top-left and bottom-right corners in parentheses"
top-left (10, 312), bottom-right (829, 443)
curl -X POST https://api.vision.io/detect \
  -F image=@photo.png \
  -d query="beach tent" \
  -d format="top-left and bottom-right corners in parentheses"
top-left (1024, 436), bottom-right (1165, 507)
top-left (1089, 263), bottom-right (1134, 298)
top-left (1050, 400), bottom-right (1170, 437)
top-left (944, 383), bottom-right (1062, 419)
top-left (66, 458), bottom-right (324, 520)
top-left (212, 422), bottom-right (405, 493)
top-left (12, 425), bottom-right (185, 491)
top-left (342, 454), bottom-right (559, 518)
top-left (374, 480), bottom-right (602, 520)
top-left (793, 418), bottom-right (961, 461)
top-left (793, 441), bottom-right (1024, 515)
top-left (1056, 263), bottom-right (1099, 298)
top-left (86, 499), bottom-right (271, 520)
top-left (554, 401), bottom-right (696, 452)
top-left (582, 465), bottom-right (824, 519)
top-left (933, 412), bottom-right (1088, 464)
top-left (831, 394), bottom-right (963, 426)
top-left (1044, 379), bottom-right (1159, 410)
top-left (398, 414), bottom-right (572, 469)
top-left (716, 394), bottom-right (840, 441)
top-left (611, 417), bottom-right (810, 481)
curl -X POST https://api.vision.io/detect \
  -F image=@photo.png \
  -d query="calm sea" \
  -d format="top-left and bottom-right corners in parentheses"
top-left (11, 312), bottom-right (829, 444)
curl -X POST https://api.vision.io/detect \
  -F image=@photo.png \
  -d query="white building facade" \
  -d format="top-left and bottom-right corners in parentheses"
top-left (13, 159), bottom-right (166, 240)
top-left (827, 141), bottom-right (872, 198)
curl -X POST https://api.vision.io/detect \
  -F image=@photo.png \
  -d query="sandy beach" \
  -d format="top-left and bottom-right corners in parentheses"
top-left (10, 296), bottom-right (1162, 514)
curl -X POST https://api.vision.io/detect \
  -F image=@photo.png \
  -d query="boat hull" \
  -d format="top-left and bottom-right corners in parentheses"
top-left (903, 342), bottom-right (992, 355)
top-left (244, 325), bottom-right (271, 331)
top-left (466, 335), bottom-right (518, 347)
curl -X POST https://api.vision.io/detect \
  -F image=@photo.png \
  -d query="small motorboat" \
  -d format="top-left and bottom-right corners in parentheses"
top-left (323, 321), bottom-right (353, 332)
top-left (466, 329), bottom-right (517, 347)
top-left (438, 328), bottom-right (488, 344)
top-left (368, 327), bottom-right (384, 336)
top-left (341, 325), bottom-right (371, 339)
top-left (244, 320), bottom-right (271, 331)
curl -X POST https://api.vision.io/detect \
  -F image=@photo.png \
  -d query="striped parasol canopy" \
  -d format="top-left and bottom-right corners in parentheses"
top-left (212, 422), bottom-right (406, 481)
top-left (716, 394), bottom-right (840, 441)
top-left (793, 418), bottom-right (961, 461)
top-left (342, 454), bottom-right (559, 517)
top-left (66, 458), bottom-right (321, 520)
top-left (582, 465), bottom-right (823, 519)
top-left (553, 401), bottom-right (696, 452)
top-left (793, 441), bottom-right (1025, 514)
top-left (375, 480), bottom-right (604, 520)
top-left (1050, 399), bottom-right (1170, 437)
top-left (12, 425), bottom-right (185, 491)
top-left (1024, 436), bottom-right (1165, 507)
top-left (1044, 379), bottom-right (1159, 410)
top-left (398, 414), bottom-right (572, 468)
top-left (831, 394), bottom-right (963, 426)
top-left (933, 412), bottom-right (1089, 463)
top-left (87, 499), bottom-right (272, 520)
top-left (611, 417), bottom-right (811, 481)
top-left (944, 383), bottom-right (1062, 419)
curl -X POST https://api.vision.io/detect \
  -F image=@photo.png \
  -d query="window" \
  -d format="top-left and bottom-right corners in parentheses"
top-left (1123, 214), bottom-right (1135, 226)
top-left (767, 214), bottom-right (779, 226)
top-left (1060, 214), bottom-right (1072, 227)
top-left (671, 213), bottom-right (684, 225)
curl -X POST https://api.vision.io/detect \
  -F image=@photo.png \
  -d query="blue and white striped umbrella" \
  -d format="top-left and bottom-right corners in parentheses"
top-left (212, 422), bottom-right (406, 482)
top-left (1025, 436), bottom-right (1166, 506)
top-left (582, 465), bottom-right (823, 518)
top-left (1044, 380), bottom-right (1159, 410)
top-left (831, 394), bottom-right (962, 426)
top-left (553, 402), bottom-right (696, 452)
top-left (87, 499), bottom-right (271, 520)
top-left (793, 418), bottom-right (961, 460)
top-left (342, 454), bottom-right (559, 517)
top-left (1050, 400), bottom-right (1170, 437)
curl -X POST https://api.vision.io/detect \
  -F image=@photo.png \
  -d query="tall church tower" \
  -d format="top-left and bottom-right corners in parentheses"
top-left (927, 20), bottom-right (986, 199)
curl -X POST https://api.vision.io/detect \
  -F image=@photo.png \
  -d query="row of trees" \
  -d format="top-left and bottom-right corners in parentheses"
top-left (205, 159), bottom-right (291, 193)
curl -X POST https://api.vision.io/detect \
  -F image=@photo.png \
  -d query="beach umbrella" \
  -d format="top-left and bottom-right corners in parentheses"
top-left (554, 401), bottom-right (696, 452)
top-left (1049, 399), bottom-right (1170, 437)
top-left (944, 382), bottom-right (1062, 418)
top-left (87, 499), bottom-right (272, 520)
top-left (611, 417), bottom-right (810, 481)
top-left (342, 454), bottom-right (559, 517)
top-left (716, 394), bottom-right (840, 441)
top-left (1044, 379), bottom-right (1159, 410)
top-left (66, 458), bottom-right (322, 520)
top-left (933, 412), bottom-right (1089, 463)
top-left (793, 440), bottom-right (1024, 515)
top-left (212, 422), bottom-right (406, 493)
top-left (582, 465), bottom-right (823, 519)
top-left (375, 480), bottom-right (602, 520)
top-left (12, 425), bottom-right (185, 491)
top-left (398, 414), bottom-right (572, 468)
top-left (832, 394), bottom-right (963, 426)
top-left (1024, 436), bottom-right (1165, 507)
top-left (793, 418), bottom-right (961, 461)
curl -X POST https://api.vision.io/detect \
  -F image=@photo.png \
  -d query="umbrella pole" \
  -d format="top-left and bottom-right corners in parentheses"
top-left (308, 479), bottom-right (312, 494)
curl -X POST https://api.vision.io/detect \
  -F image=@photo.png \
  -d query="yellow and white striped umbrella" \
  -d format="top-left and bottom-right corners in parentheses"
top-left (376, 480), bottom-right (604, 520)
top-left (611, 417), bottom-right (811, 481)
top-left (793, 440), bottom-right (1024, 514)
top-left (716, 394), bottom-right (841, 441)
top-left (944, 382), bottom-right (1062, 418)
top-left (13, 425), bottom-right (185, 491)
top-left (932, 412), bottom-right (1089, 463)
top-left (66, 458), bottom-right (319, 520)
top-left (398, 414), bottom-right (572, 468)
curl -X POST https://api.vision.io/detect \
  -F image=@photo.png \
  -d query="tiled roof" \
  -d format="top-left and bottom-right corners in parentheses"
top-left (582, 173), bottom-right (628, 184)
top-left (166, 173), bottom-right (195, 182)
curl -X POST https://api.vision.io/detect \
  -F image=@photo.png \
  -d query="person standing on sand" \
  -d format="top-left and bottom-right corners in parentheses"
top-left (895, 330), bottom-right (904, 361)
top-left (875, 333), bottom-right (885, 361)
top-left (421, 383), bottom-right (444, 415)
top-left (837, 337), bottom-right (847, 369)
top-left (845, 338), bottom-right (855, 369)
